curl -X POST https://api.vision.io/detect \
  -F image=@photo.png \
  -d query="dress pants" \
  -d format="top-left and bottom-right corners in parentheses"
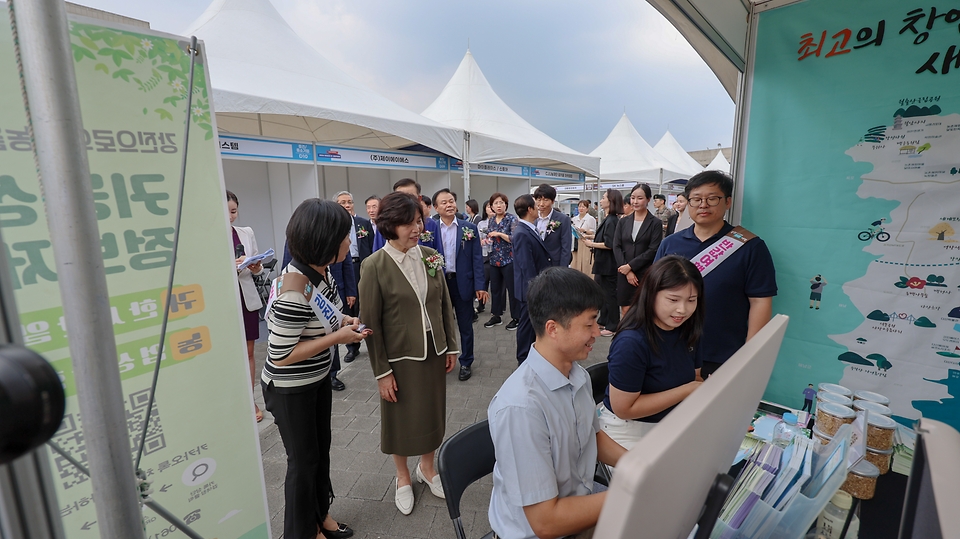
top-left (516, 300), bottom-right (536, 364)
top-left (489, 263), bottom-right (518, 319)
top-left (595, 274), bottom-right (619, 330)
top-left (262, 377), bottom-right (334, 539)
top-left (446, 274), bottom-right (476, 367)
top-left (345, 269), bottom-right (361, 357)
top-left (330, 345), bottom-right (342, 379)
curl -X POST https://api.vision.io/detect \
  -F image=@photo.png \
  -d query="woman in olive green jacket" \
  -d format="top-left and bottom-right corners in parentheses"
top-left (359, 192), bottom-right (459, 516)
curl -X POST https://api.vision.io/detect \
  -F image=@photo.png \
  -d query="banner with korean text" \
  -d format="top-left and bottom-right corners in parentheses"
top-left (742, 0), bottom-right (960, 430)
top-left (0, 13), bottom-right (270, 539)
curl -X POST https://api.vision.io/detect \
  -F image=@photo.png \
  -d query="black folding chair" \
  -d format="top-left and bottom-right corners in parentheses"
top-left (585, 361), bottom-right (613, 487)
top-left (437, 420), bottom-right (496, 539)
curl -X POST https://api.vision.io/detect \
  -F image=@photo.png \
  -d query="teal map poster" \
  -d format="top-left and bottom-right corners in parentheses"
top-left (744, 0), bottom-right (960, 430)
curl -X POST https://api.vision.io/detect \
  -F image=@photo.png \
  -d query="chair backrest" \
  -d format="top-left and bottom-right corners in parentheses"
top-left (585, 361), bottom-right (609, 405)
top-left (437, 419), bottom-right (495, 521)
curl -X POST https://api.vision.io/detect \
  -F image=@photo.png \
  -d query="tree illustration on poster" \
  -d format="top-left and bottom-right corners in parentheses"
top-left (0, 12), bottom-right (270, 539)
top-left (741, 0), bottom-right (960, 431)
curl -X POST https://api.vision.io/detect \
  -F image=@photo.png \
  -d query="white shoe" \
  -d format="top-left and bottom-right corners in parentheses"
top-left (416, 464), bottom-right (445, 499)
top-left (395, 479), bottom-right (414, 515)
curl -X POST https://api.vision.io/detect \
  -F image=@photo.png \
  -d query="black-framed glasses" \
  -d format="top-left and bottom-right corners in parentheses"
top-left (688, 195), bottom-right (726, 207)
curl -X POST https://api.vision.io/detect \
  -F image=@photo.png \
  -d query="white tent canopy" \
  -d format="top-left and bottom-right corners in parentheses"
top-left (184, 0), bottom-right (463, 158)
top-left (654, 130), bottom-right (704, 176)
top-left (422, 50), bottom-right (599, 177)
top-left (706, 149), bottom-right (731, 172)
top-left (589, 114), bottom-right (690, 184)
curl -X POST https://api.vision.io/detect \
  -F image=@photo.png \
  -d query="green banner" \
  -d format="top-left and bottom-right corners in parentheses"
top-left (744, 0), bottom-right (960, 430)
top-left (0, 13), bottom-right (269, 539)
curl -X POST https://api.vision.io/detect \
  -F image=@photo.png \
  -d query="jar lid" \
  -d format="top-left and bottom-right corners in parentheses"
top-left (850, 459), bottom-right (880, 478)
top-left (866, 445), bottom-right (894, 455)
top-left (818, 391), bottom-right (854, 407)
top-left (830, 490), bottom-right (853, 510)
top-left (819, 383), bottom-right (852, 396)
top-left (867, 413), bottom-right (898, 430)
top-left (854, 390), bottom-right (890, 405)
top-left (854, 400), bottom-right (891, 416)
top-left (819, 401), bottom-right (856, 419)
top-left (812, 425), bottom-right (833, 440)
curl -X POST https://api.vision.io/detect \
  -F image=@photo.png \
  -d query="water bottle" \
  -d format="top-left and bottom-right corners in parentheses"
top-left (772, 412), bottom-right (802, 448)
top-left (816, 490), bottom-right (859, 538)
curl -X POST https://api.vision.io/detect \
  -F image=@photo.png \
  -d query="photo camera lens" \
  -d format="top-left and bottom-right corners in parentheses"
top-left (0, 345), bottom-right (65, 465)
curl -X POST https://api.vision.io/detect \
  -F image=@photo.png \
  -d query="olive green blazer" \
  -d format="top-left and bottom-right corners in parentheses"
top-left (359, 246), bottom-right (460, 379)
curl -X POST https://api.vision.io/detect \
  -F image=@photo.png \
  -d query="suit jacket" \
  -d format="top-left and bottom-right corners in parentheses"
top-left (613, 210), bottom-right (663, 274)
top-left (359, 246), bottom-right (460, 378)
top-left (665, 212), bottom-right (678, 237)
top-left (591, 215), bottom-right (619, 276)
top-left (372, 216), bottom-right (443, 255)
top-left (446, 219), bottom-right (485, 300)
top-left (540, 208), bottom-right (572, 267)
top-left (281, 244), bottom-right (355, 301)
top-left (512, 221), bottom-right (551, 302)
top-left (234, 226), bottom-right (266, 310)
top-left (353, 215), bottom-right (374, 262)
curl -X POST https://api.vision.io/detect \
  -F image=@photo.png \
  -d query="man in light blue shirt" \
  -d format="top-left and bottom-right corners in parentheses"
top-left (488, 268), bottom-right (626, 539)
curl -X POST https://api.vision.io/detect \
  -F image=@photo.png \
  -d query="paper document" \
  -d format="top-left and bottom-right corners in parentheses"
top-left (237, 248), bottom-right (275, 271)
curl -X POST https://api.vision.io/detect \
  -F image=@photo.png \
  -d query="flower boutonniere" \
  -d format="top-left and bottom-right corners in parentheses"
top-left (422, 253), bottom-right (445, 277)
top-left (356, 226), bottom-right (369, 238)
top-left (419, 230), bottom-right (434, 243)
top-left (545, 220), bottom-right (561, 235)
top-left (461, 227), bottom-right (475, 241)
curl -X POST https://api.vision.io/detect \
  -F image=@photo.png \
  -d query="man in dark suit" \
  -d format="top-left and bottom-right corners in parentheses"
top-left (281, 243), bottom-right (355, 391)
top-left (512, 194), bottom-right (551, 364)
top-left (533, 184), bottom-right (572, 267)
top-left (434, 189), bottom-right (488, 381)
top-left (372, 178), bottom-right (443, 255)
top-left (336, 191), bottom-right (374, 363)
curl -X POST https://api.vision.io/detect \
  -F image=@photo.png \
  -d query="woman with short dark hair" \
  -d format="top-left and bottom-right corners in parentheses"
top-left (484, 192), bottom-right (519, 329)
top-left (359, 192), bottom-right (459, 516)
top-left (262, 198), bottom-right (369, 539)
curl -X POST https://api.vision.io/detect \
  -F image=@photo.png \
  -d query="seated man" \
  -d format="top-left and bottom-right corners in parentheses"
top-left (488, 267), bottom-right (626, 539)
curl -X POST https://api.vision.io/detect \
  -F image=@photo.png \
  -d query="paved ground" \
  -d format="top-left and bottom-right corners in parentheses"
top-left (252, 311), bottom-right (612, 539)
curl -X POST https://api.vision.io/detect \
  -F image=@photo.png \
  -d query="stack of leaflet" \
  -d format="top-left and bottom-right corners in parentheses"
top-left (891, 424), bottom-right (916, 475)
top-left (711, 424), bottom-right (852, 539)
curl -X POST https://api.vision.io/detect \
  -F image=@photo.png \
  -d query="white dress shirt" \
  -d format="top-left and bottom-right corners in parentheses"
top-left (439, 218), bottom-right (459, 273)
top-left (382, 242), bottom-right (431, 331)
top-left (348, 216), bottom-right (359, 257)
top-left (535, 214), bottom-right (549, 239)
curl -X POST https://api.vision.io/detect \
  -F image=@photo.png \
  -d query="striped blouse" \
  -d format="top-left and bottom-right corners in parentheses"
top-left (261, 262), bottom-right (342, 390)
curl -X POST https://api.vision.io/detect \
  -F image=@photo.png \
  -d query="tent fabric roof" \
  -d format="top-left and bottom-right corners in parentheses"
top-left (654, 131), bottom-right (704, 176)
top-left (706, 149), bottom-right (731, 172)
top-left (589, 114), bottom-right (690, 184)
top-left (422, 51), bottom-right (599, 177)
top-left (184, 0), bottom-right (464, 157)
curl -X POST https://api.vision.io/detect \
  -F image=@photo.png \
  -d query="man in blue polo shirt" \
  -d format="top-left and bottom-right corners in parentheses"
top-left (655, 171), bottom-right (777, 377)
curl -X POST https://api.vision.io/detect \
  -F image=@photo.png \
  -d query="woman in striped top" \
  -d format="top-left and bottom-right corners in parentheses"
top-left (261, 199), bottom-right (370, 539)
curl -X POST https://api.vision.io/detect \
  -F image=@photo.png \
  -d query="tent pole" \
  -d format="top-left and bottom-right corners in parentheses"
top-left (10, 1), bottom-right (145, 537)
top-left (462, 132), bottom-right (471, 200)
top-left (658, 169), bottom-right (663, 194)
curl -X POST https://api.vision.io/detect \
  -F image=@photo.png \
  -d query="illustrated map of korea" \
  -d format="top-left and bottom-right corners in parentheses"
top-left (835, 104), bottom-right (960, 429)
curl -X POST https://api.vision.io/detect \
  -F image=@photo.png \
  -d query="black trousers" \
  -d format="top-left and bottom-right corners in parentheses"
top-left (489, 262), bottom-right (518, 319)
top-left (479, 259), bottom-right (491, 308)
top-left (516, 301), bottom-right (536, 364)
top-left (262, 378), bottom-right (334, 539)
top-left (345, 267), bottom-right (361, 356)
top-left (595, 273), bottom-right (619, 330)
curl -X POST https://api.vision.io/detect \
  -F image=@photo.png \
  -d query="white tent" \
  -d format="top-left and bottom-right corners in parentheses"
top-left (422, 50), bottom-right (599, 177)
top-left (184, 0), bottom-right (463, 158)
top-left (589, 114), bottom-right (690, 185)
top-left (654, 131), bottom-right (704, 176)
top-left (706, 149), bottom-right (731, 172)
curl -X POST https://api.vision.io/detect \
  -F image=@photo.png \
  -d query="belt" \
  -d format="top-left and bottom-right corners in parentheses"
top-left (445, 272), bottom-right (457, 279)
top-left (352, 256), bottom-right (360, 263)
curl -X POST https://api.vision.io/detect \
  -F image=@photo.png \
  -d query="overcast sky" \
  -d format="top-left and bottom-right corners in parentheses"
top-left (75, 0), bottom-right (735, 155)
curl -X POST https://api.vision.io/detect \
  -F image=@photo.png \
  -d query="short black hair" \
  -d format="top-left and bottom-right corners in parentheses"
top-left (652, 194), bottom-right (666, 201)
top-left (226, 190), bottom-right (238, 205)
top-left (421, 194), bottom-right (432, 207)
top-left (365, 195), bottom-right (381, 204)
top-left (377, 192), bottom-right (423, 241)
top-left (514, 194), bottom-right (536, 219)
top-left (684, 170), bottom-right (733, 198)
top-left (433, 188), bottom-right (457, 203)
top-left (465, 199), bottom-right (479, 215)
top-left (528, 268), bottom-right (603, 337)
top-left (393, 178), bottom-right (421, 194)
top-left (286, 199), bottom-right (352, 266)
top-left (533, 183), bottom-right (557, 201)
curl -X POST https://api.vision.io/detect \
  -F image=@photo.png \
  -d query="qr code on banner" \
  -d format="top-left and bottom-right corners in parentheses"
top-left (51, 388), bottom-right (166, 490)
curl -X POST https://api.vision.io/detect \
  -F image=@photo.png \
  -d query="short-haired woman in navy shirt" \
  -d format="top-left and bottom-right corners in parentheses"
top-left (598, 255), bottom-right (705, 449)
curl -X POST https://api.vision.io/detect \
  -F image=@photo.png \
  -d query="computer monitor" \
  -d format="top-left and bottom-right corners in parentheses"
top-left (898, 418), bottom-right (960, 539)
top-left (595, 314), bottom-right (789, 539)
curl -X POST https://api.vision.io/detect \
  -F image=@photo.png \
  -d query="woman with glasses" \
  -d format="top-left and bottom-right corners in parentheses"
top-left (613, 183), bottom-right (662, 317)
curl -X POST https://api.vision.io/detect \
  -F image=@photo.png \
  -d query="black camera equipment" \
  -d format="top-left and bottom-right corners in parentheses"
top-left (0, 345), bottom-right (65, 465)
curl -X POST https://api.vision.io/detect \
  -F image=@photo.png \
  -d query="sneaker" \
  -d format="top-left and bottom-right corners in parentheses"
top-left (600, 329), bottom-right (615, 337)
top-left (476, 304), bottom-right (485, 313)
top-left (484, 316), bottom-right (503, 328)
top-left (505, 319), bottom-right (519, 331)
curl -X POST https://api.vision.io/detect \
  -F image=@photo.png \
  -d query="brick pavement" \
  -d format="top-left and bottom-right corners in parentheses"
top-left (253, 314), bottom-right (612, 539)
